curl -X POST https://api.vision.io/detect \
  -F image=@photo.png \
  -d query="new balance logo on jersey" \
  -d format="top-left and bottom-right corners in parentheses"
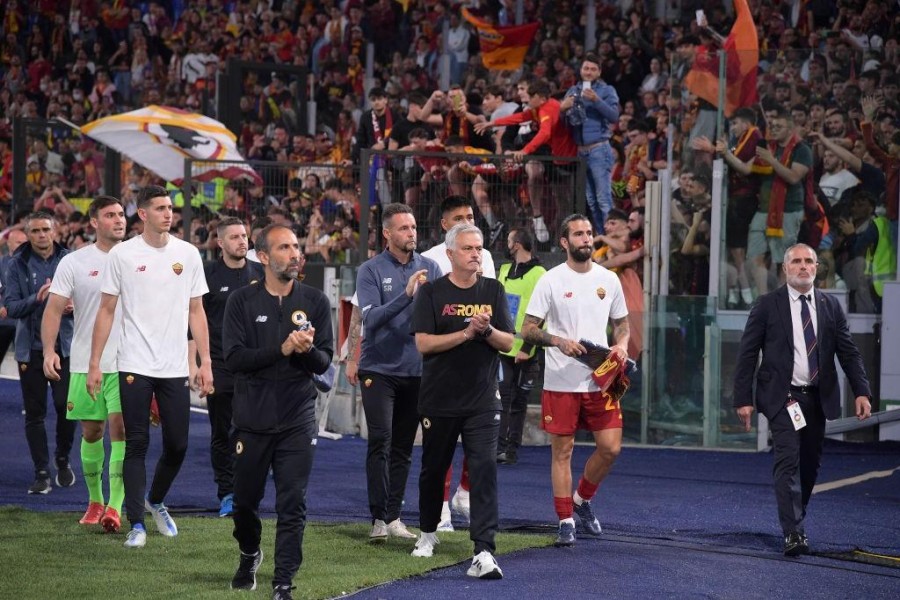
top-left (88, 270), bottom-right (99, 277)
top-left (564, 292), bottom-right (573, 298)
top-left (135, 265), bottom-right (147, 272)
top-left (219, 286), bottom-right (229, 292)
top-left (255, 315), bottom-right (268, 323)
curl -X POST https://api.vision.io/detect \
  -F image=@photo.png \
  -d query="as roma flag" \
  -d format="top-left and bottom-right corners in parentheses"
top-left (462, 8), bottom-right (539, 71)
top-left (684, 0), bottom-right (758, 117)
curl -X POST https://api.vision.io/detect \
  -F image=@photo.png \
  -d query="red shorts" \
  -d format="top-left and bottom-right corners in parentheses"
top-left (541, 390), bottom-right (623, 436)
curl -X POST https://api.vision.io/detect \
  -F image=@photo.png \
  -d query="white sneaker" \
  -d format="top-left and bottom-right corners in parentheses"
top-left (450, 489), bottom-right (470, 524)
top-left (411, 532), bottom-right (439, 557)
top-left (467, 550), bottom-right (503, 579)
top-left (369, 519), bottom-right (388, 543)
top-left (124, 525), bottom-right (147, 548)
top-left (145, 499), bottom-right (178, 537)
top-left (437, 502), bottom-right (454, 531)
top-left (386, 519), bottom-right (417, 539)
top-left (533, 216), bottom-right (550, 243)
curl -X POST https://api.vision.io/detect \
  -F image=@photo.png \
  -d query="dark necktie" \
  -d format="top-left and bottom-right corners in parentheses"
top-left (800, 294), bottom-right (818, 384)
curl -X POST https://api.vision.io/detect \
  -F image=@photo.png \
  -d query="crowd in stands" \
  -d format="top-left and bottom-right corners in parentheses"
top-left (0, 0), bottom-right (898, 313)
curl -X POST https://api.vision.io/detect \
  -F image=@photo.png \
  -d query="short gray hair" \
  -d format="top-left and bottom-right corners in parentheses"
top-left (445, 223), bottom-right (483, 250)
top-left (783, 243), bottom-right (817, 265)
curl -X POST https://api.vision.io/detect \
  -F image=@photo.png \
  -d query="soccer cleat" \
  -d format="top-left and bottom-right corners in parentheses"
top-left (554, 520), bottom-right (576, 547)
top-left (573, 500), bottom-right (602, 536)
top-left (369, 519), bottom-right (388, 543)
top-left (101, 507), bottom-right (121, 533)
top-left (145, 498), bottom-right (178, 537)
top-left (55, 458), bottom-right (76, 488)
top-left (783, 532), bottom-right (809, 557)
top-left (124, 524), bottom-right (147, 548)
top-left (28, 471), bottom-right (52, 495)
top-left (386, 519), bottom-right (418, 539)
top-left (231, 549), bottom-right (263, 590)
top-left (466, 550), bottom-right (503, 579)
top-left (79, 502), bottom-right (106, 525)
top-left (411, 532), bottom-right (439, 557)
top-left (219, 494), bottom-right (234, 518)
top-left (450, 490), bottom-right (470, 524)
top-left (272, 584), bottom-right (295, 600)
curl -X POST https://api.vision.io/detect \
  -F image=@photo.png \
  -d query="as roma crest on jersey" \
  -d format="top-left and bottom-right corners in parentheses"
top-left (172, 262), bottom-right (184, 275)
top-left (596, 287), bottom-right (606, 300)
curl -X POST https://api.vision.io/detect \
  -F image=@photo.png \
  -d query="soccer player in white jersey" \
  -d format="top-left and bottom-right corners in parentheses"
top-left (88, 185), bottom-right (214, 549)
top-left (521, 213), bottom-right (630, 547)
top-left (42, 196), bottom-right (127, 533)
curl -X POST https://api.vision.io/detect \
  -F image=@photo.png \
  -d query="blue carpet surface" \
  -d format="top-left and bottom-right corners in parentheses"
top-left (1, 379), bottom-right (898, 598)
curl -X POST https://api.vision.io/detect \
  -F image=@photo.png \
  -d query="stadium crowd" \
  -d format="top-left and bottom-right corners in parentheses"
top-left (0, 0), bottom-right (897, 311)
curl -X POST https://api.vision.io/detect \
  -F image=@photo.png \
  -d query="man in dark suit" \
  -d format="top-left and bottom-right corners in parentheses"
top-left (733, 243), bottom-right (872, 557)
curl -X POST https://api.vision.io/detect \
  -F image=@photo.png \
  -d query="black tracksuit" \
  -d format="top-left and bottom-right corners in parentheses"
top-left (223, 279), bottom-right (333, 588)
top-left (201, 259), bottom-right (264, 500)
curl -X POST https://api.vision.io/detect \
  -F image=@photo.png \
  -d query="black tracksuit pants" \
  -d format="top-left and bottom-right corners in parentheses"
top-left (418, 409), bottom-right (500, 555)
top-left (498, 354), bottom-right (539, 456)
top-left (233, 421), bottom-right (317, 587)
top-left (208, 366), bottom-right (236, 499)
top-left (119, 373), bottom-right (190, 526)
top-left (20, 351), bottom-right (74, 476)
top-left (360, 372), bottom-right (420, 523)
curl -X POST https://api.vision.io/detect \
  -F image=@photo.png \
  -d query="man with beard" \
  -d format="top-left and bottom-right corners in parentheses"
top-left (190, 217), bottom-right (264, 518)
top-left (41, 197), bottom-right (127, 531)
top-left (733, 243), bottom-right (871, 556)
top-left (353, 203), bottom-right (441, 543)
top-left (353, 87), bottom-right (401, 205)
top-left (521, 214), bottom-right (630, 547)
top-left (223, 225), bottom-right (333, 599)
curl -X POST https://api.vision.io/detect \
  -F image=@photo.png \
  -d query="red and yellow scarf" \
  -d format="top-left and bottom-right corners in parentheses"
top-left (765, 133), bottom-right (801, 238)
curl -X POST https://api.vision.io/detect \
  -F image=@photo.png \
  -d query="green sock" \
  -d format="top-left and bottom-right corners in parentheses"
top-left (81, 438), bottom-right (105, 504)
top-left (108, 441), bottom-right (126, 513)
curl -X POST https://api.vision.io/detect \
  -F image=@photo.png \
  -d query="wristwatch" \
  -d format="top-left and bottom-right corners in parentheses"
top-left (480, 325), bottom-right (494, 338)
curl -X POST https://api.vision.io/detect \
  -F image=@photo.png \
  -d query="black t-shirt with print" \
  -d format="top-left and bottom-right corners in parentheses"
top-left (411, 275), bottom-right (514, 417)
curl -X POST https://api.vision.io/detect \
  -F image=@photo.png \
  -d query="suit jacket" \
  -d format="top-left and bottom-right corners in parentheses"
top-left (733, 285), bottom-right (871, 421)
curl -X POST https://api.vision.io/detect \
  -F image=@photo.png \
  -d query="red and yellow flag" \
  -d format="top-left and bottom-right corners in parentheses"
top-left (462, 8), bottom-right (540, 71)
top-left (684, 0), bottom-right (758, 117)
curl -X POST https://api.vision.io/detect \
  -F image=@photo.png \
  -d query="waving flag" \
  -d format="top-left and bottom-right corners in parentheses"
top-left (462, 8), bottom-right (540, 71)
top-left (684, 0), bottom-right (758, 117)
top-left (80, 106), bottom-right (261, 184)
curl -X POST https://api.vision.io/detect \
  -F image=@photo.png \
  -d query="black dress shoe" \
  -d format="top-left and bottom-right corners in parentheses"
top-left (783, 531), bottom-right (809, 557)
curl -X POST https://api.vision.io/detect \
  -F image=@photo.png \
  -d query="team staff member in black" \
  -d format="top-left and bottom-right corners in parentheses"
top-left (190, 217), bottom-right (264, 518)
top-left (410, 223), bottom-right (514, 580)
top-left (223, 224), bottom-right (333, 599)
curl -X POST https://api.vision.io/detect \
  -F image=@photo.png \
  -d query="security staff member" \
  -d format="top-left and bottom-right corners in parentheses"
top-left (191, 217), bottom-right (264, 518)
top-left (223, 224), bottom-right (333, 599)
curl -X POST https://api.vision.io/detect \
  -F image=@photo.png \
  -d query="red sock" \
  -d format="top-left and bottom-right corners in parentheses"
top-left (554, 496), bottom-right (573, 520)
top-left (443, 466), bottom-right (453, 502)
top-left (576, 477), bottom-right (600, 502)
top-left (459, 457), bottom-right (470, 491)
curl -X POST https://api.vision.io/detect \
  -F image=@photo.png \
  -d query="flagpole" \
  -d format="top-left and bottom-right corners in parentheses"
top-left (515, 0), bottom-right (523, 25)
top-left (585, 0), bottom-right (596, 52)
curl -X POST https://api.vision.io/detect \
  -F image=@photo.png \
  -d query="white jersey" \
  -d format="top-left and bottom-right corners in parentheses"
top-left (49, 244), bottom-right (122, 373)
top-left (422, 241), bottom-right (496, 278)
top-left (101, 235), bottom-right (208, 378)
top-left (526, 262), bottom-right (628, 392)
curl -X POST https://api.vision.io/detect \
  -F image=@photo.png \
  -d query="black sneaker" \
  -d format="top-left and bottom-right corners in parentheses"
top-left (55, 458), bottom-right (76, 488)
top-left (28, 471), bottom-right (52, 495)
top-left (496, 452), bottom-right (518, 465)
top-left (272, 584), bottom-right (295, 600)
top-left (783, 531), bottom-right (809, 557)
top-left (231, 549), bottom-right (263, 590)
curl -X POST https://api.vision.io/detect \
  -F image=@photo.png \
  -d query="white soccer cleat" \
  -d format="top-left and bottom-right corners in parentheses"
top-left (369, 519), bottom-right (388, 543)
top-left (450, 489), bottom-right (470, 524)
top-left (145, 499), bottom-right (178, 537)
top-left (124, 525), bottom-right (147, 548)
top-left (386, 519), bottom-right (418, 539)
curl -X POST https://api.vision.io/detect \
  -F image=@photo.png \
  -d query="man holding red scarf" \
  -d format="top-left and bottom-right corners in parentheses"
top-left (720, 106), bottom-right (812, 295)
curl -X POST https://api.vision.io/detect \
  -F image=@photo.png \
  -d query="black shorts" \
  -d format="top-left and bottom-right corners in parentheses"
top-left (726, 193), bottom-right (759, 249)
